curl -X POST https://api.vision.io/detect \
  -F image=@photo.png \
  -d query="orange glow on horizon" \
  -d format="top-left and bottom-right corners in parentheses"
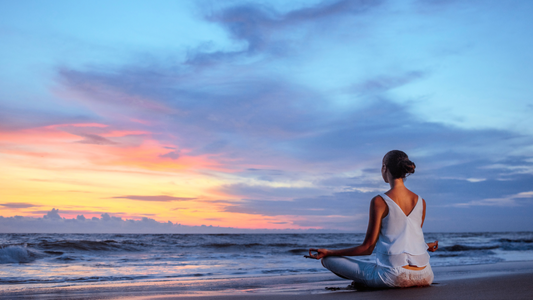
top-left (0, 122), bottom-right (313, 230)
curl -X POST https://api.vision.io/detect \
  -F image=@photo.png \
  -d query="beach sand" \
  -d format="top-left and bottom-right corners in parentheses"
top-left (2, 261), bottom-right (533, 299)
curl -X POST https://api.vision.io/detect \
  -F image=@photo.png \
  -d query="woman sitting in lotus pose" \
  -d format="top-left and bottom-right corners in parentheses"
top-left (308, 150), bottom-right (438, 289)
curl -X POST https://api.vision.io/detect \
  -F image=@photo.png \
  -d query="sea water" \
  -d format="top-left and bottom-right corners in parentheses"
top-left (1, 232), bottom-right (532, 286)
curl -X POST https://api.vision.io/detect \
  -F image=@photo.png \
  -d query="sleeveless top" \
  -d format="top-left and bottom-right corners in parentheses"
top-left (374, 193), bottom-right (430, 268)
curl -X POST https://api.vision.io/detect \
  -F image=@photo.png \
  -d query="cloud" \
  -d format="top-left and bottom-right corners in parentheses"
top-left (217, 159), bottom-right (533, 231)
top-left (0, 105), bottom-right (95, 131)
top-left (188, 0), bottom-right (384, 64)
top-left (47, 22), bottom-right (533, 232)
top-left (348, 71), bottom-right (428, 94)
top-left (221, 165), bottom-right (533, 214)
top-left (3, 0), bottom-right (530, 233)
top-left (451, 191), bottom-right (533, 208)
top-left (109, 195), bottom-right (197, 202)
top-left (291, 214), bottom-right (365, 229)
top-left (223, 190), bottom-right (372, 217)
top-left (0, 209), bottom-right (344, 233)
top-left (59, 64), bottom-right (330, 163)
top-left (28, 209), bottom-right (121, 216)
top-left (59, 52), bottom-right (533, 174)
top-left (57, 48), bottom-right (533, 231)
top-left (406, 160), bottom-right (533, 205)
top-left (75, 133), bottom-right (116, 145)
top-left (0, 203), bottom-right (39, 209)
top-left (44, 208), bottom-right (61, 220)
top-left (52, 0), bottom-right (533, 177)
top-left (29, 178), bottom-right (107, 188)
top-left (159, 150), bottom-right (180, 160)
top-left (218, 183), bottom-right (327, 200)
top-left (222, 190), bottom-right (371, 230)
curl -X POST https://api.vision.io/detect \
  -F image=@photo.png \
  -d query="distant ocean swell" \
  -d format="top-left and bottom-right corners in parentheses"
top-left (1, 232), bottom-right (532, 285)
top-left (2, 237), bottom-right (532, 262)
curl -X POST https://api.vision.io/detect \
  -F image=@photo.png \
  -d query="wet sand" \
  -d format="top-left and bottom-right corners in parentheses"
top-left (1, 261), bottom-right (533, 299)
top-left (148, 273), bottom-right (533, 300)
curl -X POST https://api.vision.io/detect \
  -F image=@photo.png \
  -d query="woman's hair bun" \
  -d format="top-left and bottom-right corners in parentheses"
top-left (399, 159), bottom-right (416, 176)
top-left (384, 150), bottom-right (416, 179)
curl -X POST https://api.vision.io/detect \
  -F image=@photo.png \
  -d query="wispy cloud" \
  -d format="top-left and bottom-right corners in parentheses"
top-left (348, 70), bottom-right (428, 94)
top-left (188, 0), bottom-right (384, 64)
top-left (218, 183), bottom-right (327, 201)
top-left (0, 203), bottom-right (39, 209)
top-left (451, 191), bottom-right (533, 208)
top-left (159, 150), bottom-right (180, 160)
top-left (223, 190), bottom-right (372, 217)
top-left (109, 195), bottom-right (197, 202)
top-left (75, 133), bottom-right (116, 145)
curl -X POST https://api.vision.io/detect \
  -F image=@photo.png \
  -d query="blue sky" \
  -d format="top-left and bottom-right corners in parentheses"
top-left (1, 0), bottom-right (532, 232)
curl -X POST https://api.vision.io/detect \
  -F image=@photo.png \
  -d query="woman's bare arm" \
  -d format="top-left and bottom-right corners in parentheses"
top-left (422, 198), bottom-right (438, 252)
top-left (308, 196), bottom-right (387, 259)
top-left (421, 198), bottom-right (426, 228)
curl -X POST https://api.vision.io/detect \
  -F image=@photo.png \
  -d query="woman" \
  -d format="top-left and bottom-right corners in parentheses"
top-left (308, 150), bottom-right (438, 289)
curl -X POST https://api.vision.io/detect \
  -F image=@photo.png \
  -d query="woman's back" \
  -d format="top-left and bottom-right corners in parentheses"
top-left (375, 192), bottom-right (429, 268)
top-left (384, 189), bottom-right (419, 217)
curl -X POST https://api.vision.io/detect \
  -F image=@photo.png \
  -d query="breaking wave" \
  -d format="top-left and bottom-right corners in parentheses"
top-left (0, 246), bottom-right (37, 264)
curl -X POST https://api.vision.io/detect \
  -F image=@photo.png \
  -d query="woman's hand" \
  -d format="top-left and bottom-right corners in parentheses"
top-left (308, 248), bottom-right (329, 259)
top-left (427, 241), bottom-right (438, 252)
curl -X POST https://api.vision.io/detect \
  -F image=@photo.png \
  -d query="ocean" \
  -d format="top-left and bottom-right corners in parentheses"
top-left (1, 232), bottom-right (532, 287)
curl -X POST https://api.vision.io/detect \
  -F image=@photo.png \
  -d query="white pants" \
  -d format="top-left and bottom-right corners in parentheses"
top-left (321, 256), bottom-right (434, 288)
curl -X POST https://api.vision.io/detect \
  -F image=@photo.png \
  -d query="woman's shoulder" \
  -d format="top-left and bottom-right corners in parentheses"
top-left (370, 194), bottom-right (388, 209)
top-left (371, 194), bottom-right (386, 202)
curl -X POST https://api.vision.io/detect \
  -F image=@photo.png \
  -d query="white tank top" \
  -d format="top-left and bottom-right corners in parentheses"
top-left (374, 193), bottom-right (430, 268)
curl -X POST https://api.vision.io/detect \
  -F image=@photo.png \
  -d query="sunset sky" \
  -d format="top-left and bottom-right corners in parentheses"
top-left (1, 0), bottom-right (532, 232)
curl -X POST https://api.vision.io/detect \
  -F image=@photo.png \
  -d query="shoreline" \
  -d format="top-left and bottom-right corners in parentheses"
top-left (148, 272), bottom-right (533, 300)
top-left (1, 261), bottom-right (533, 299)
